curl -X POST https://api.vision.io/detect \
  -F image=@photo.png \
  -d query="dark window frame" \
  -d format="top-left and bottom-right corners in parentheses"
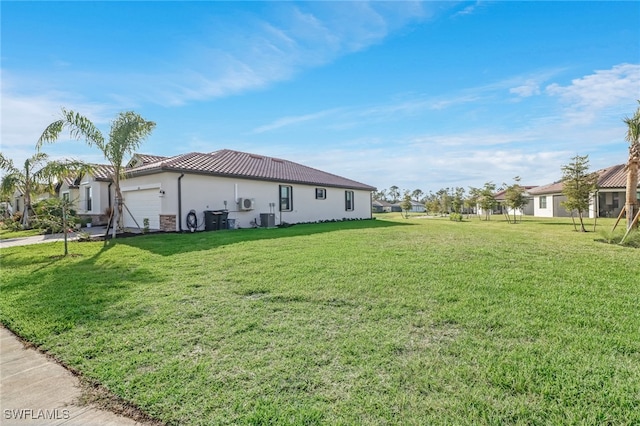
top-left (280, 185), bottom-right (293, 212)
top-left (86, 186), bottom-right (93, 211)
top-left (345, 190), bottom-right (354, 211)
top-left (539, 195), bottom-right (547, 209)
top-left (315, 188), bottom-right (326, 200)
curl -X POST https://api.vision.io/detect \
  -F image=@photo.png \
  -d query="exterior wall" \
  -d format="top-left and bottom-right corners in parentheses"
top-left (59, 184), bottom-right (80, 211)
top-left (12, 191), bottom-right (24, 215)
top-left (121, 172), bottom-right (373, 231)
top-left (532, 194), bottom-right (554, 217)
top-left (74, 174), bottom-right (113, 225)
top-left (533, 188), bottom-right (638, 219)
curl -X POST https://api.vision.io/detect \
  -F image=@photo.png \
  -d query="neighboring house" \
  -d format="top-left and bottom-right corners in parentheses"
top-left (121, 149), bottom-right (376, 231)
top-left (389, 203), bottom-right (403, 213)
top-left (12, 189), bottom-right (23, 217)
top-left (406, 200), bottom-right (426, 213)
top-left (11, 188), bottom-right (54, 217)
top-left (491, 186), bottom-right (536, 216)
top-left (529, 163), bottom-right (640, 218)
top-left (372, 199), bottom-right (393, 213)
top-left (57, 164), bottom-right (116, 225)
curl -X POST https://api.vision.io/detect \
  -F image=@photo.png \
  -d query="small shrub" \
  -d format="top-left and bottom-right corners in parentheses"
top-left (143, 218), bottom-right (150, 234)
top-left (32, 198), bottom-right (77, 234)
top-left (449, 213), bottom-right (463, 222)
top-left (1, 217), bottom-right (23, 232)
top-left (597, 228), bottom-right (623, 244)
top-left (620, 229), bottom-right (640, 248)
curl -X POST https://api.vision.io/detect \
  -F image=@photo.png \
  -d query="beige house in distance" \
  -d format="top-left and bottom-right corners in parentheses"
top-left (529, 163), bottom-right (640, 219)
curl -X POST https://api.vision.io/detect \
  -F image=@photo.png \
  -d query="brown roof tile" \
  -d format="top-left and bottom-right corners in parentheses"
top-left (128, 149), bottom-right (376, 191)
top-left (528, 163), bottom-right (637, 195)
top-left (91, 164), bottom-right (116, 181)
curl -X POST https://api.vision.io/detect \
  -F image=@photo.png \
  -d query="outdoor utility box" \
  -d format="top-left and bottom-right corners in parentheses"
top-left (204, 210), bottom-right (229, 231)
top-left (260, 213), bottom-right (275, 228)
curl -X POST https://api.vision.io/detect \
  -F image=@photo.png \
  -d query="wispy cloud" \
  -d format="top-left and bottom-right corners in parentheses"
top-left (546, 63), bottom-right (640, 124)
top-left (0, 70), bottom-right (119, 166)
top-left (252, 108), bottom-right (343, 134)
top-left (147, 2), bottom-right (433, 106)
top-left (453, 1), bottom-right (486, 18)
top-left (510, 79), bottom-right (541, 98)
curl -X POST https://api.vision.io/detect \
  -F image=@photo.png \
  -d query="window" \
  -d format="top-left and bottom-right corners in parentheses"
top-left (345, 190), bottom-right (354, 211)
top-left (612, 193), bottom-right (619, 209)
top-left (315, 188), bottom-right (326, 200)
top-left (62, 192), bottom-right (70, 202)
top-left (539, 196), bottom-right (547, 209)
top-left (280, 185), bottom-right (292, 211)
top-left (85, 187), bottom-right (93, 211)
top-left (15, 198), bottom-right (20, 213)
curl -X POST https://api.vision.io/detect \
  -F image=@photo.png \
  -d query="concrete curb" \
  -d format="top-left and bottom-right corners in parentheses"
top-left (0, 327), bottom-right (150, 426)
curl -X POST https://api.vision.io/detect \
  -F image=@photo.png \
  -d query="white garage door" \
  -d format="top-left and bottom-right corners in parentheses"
top-left (122, 188), bottom-right (160, 230)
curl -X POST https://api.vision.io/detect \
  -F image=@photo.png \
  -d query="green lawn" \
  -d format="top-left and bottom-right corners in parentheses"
top-left (0, 228), bottom-right (43, 239)
top-left (1, 217), bottom-right (638, 425)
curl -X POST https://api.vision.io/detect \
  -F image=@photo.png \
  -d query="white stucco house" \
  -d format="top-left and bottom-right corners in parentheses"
top-left (120, 149), bottom-right (376, 231)
top-left (528, 163), bottom-right (639, 219)
top-left (57, 164), bottom-right (116, 225)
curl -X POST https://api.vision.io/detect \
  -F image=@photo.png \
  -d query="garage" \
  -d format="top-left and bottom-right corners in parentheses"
top-left (122, 187), bottom-right (161, 230)
top-left (552, 194), bottom-right (572, 218)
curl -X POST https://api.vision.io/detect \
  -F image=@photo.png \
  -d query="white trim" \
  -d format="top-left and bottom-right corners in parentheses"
top-left (122, 183), bottom-right (161, 192)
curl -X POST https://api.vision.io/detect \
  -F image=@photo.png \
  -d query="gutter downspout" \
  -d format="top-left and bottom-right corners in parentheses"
top-left (108, 182), bottom-right (113, 209)
top-left (178, 173), bottom-right (185, 232)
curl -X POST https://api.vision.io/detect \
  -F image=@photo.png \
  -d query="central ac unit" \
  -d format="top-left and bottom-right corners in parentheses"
top-left (239, 198), bottom-right (255, 211)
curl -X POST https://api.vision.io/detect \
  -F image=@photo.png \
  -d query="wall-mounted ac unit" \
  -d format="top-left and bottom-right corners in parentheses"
top-left (238, 198), bottom-right (255, 211)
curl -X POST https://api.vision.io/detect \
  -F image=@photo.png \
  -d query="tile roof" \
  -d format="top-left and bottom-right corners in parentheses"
top-left (127, 149), bottom-right (376, 191)
top-left (91, 164), bottom-right (116, 181)
top-left (494, 186), bottom-right (537, 200)
top-left (528, 163), bottom-right (637, 195)
top-left (57, 164), bottom-right (116, 189)
top-left (596, 163), bottom-right (628, 188)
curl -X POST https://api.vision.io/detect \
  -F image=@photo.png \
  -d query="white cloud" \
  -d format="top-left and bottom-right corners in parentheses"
top-left (252, 108), bottom-right (343, 134)
top-left (510, 80), bottom-right (541, 97)
top-left (546, 63), bottom-right (640, 124)
top-left (0, 71), bottom-right (118, 168)
top-left (142, 2), bottom-right (432, 106)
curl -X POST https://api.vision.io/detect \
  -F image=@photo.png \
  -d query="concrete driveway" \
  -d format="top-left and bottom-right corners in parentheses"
top-left (0, 227), bottom-right (108, 249)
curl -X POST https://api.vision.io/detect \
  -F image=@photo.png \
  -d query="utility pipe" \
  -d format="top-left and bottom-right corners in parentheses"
top-left (178, 173), bottom-right (185, 232)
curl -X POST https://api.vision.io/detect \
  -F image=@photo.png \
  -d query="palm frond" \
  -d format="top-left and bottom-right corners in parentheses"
top-left (0, 152), bottom-right (18, 173)
top-left (36, 108), bottom-right (106, 152)
top-left (106, 111), bottom-right (156, 168)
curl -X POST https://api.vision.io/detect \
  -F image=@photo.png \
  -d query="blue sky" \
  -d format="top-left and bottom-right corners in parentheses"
top-left (2, 1), bottom-right (639, 194)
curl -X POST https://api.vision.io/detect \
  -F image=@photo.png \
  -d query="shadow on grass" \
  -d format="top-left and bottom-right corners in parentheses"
top-left (113, 219), bottom-right (412, 256)
top-left (1, 248), bottom-right (165, 342)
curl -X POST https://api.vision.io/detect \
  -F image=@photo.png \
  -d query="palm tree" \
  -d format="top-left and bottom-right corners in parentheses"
top-left (623, 102), bottom-right (640, 231)
top-left (0, 152), bottom-right (88, 227)
top-left (37, 108), bottom-right (156, 237)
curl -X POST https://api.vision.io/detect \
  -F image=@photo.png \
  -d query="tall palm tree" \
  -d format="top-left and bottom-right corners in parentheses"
top-left (0, 152), bottom-right (88, 227)
top-left (37, 108), bottom-right (156, 237)
top-left (623, 102), bottom-right (640, 231)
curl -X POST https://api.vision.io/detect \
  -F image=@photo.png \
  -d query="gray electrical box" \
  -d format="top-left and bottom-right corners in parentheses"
top-left (260, 213), bottom-right (275, 228)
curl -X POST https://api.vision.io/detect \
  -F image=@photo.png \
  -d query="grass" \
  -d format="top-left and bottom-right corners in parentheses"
top-left (1, 217), bottom-right (639, 425)
top-left (0, 228), bottom-right (43, 239)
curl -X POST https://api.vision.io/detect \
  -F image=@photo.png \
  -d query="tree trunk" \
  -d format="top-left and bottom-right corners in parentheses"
top-left (625, 160), bottom-right (638, 231)
top-left (578, 211), bottom-right (586, 232)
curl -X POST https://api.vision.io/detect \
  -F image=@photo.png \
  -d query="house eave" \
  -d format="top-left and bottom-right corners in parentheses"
top-left (127, 166), bottom-right (376, 191)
